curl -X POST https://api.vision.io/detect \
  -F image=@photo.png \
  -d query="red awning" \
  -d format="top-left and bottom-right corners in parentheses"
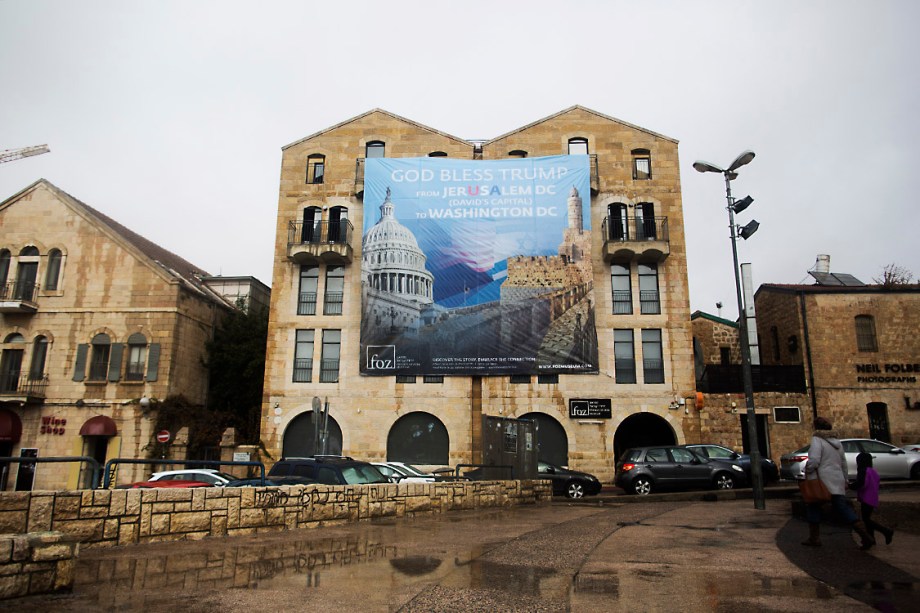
top-left (0, 410), bottom-right (23, 443)
top-left (79, 415), bottom-right (117, 437)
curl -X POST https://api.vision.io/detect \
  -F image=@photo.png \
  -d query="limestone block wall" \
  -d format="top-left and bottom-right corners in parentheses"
top-left (0, 531), bottom-right (78, 599)
top-left (0, 480), bottom-right (551, 550)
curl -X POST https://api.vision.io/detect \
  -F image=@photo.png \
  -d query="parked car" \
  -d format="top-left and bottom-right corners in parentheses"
top-left (780, 438), bottom-right (920, 481)
top-left (145, 469), bottom-right (236, 486)
top-left (537, 461), bottom-right (602, 499)
top-left (683, 443), bottom-right (779, 483)
top-left (268, 456), bottom-right (389, 485)
top-left (901, 443), bottom-right (920, 453)
top-left (223, 476), bottom-right (314, 487)
top-left (128, 479), bottom-right (212, 489)
top-left (615, 446), bottom-right (746, 495)
top-left (372, 462), bottom-right (436, 483)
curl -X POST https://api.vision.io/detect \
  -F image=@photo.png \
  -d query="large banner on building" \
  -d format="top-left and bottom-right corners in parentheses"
top-left (360, 155), bottom-right (597, 376)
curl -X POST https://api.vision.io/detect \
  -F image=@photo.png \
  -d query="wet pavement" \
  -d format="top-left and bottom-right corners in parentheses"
top-left (6, 487), bottom-right (919, 612)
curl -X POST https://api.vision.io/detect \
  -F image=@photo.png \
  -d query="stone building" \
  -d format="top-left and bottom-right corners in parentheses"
top-left (0, 180), bottom-right (241, 490)
top-left (262, 106), bottom-right (696, 481)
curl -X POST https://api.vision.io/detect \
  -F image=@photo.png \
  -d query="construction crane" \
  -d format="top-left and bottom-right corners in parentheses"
top-left (0, 145), bottom-right (50, 165)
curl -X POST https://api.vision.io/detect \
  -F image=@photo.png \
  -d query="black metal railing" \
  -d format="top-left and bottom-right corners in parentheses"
top-left (288, 219), bottom-right (354, 247)
top-left (323, 292), bottom-right (343, 315)
top-left (297, 292), bottom-right (317, 315)
top-left (0, 280), bottom-right (38, 302)
top-left (639, 290), bottom-right (661, 314)
top-left (614, 359), bottom-right (637, 384)
top-left (697, 364), bottom-right (808, 393)
top-left (319, 359), bottom-right (339, 383)
top-left (292, 358), bottom-right (313, 383)
top-left (612, 290), bottom-right (633, 314)
top-left (601, 216), bottom-right (669, 243)
top-left (0, 373), bottom-right (48, 397)
top-left (643, 359), bottom-right (665, 384)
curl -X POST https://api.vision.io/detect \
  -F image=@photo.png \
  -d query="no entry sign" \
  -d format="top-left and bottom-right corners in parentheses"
top-left (156, 430), bottom-right (171, 444)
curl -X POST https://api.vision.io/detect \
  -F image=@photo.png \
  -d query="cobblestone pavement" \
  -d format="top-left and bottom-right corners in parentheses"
top-left (6, 493), bottom-right (919, 612)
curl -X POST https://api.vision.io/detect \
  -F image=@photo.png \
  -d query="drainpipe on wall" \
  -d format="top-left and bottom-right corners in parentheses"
top-left (471, 376), bottom-right (482, 464)
top-left (799, 291), bottom-right (818, 420)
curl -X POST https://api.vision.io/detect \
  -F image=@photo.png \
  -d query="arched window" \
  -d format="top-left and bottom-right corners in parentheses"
top-left (306, 153), bottom-right (325, 184)
top-left (519, 412), bottom-right (568, 465)
top-left (328, 206), bottom-right (348, 243)
top-left (366, 140), bottom-right (385, 158)
top-left (387, 412), bottom-right (449, 464)
top-left (1, 334), bottom-right (25, 394)
top-left (89, 333), bottom-right (111, 381)
top-left (126, 333), bottom-right (148, 381)
top-left (14, 247), bottom-right (39, 301)
top-left (607, 203), bottom-right (629, 240)
top-left (428, 151), bottom-right (447, 157)
top-left (508, 150), bottom-right (528, 158)
top-left (45, 249), bottom-right (62, 291)
top-left (20, 246), bottom-right (39, 257)
top-left (29, 336), bottom-right (48, 380)
top-left (855, 315), bottom-right (878, 352)
top-left (282, 410), bottom-right (343, 457)
top-left (298, 265), bottom-right (319, 315)
top-left (567, 137), bottom-right (588, 155)
top-left (301, 206), bottom-right (323, 244)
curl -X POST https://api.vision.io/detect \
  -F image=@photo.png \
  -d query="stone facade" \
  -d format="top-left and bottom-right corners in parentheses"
top-left (262, 107), bottom-right (695, 481)
top-left (0, 531), bottom-right (78, 599)
top-left (0, 180), bottom-right (239, 491)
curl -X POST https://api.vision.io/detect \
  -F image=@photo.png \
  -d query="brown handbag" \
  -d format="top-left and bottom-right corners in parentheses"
top-left (799, 476), bottom-right (831, 503)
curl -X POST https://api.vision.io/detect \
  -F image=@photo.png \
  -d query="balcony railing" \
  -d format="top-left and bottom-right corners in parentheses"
top-left (287, 219), bottom-right (355, 265)
top-left (297, 292), bottom-right (317, 316)
top-left (292, 358), bottom-right (313, 383)
top-left (319, 359), bottom-right (340, 383)
top-left (643, 359), bottom-right (665, 384)
top-left (602, 216), bottom-right (670, 262)
top-left (0, 281), bottom-right (39, 313)
top-left (697, 364), bottom-right (807, 393)
top-left (323, 292), bottom-right (344, 315)
top-left (0, 373), bottom-right (48, 400)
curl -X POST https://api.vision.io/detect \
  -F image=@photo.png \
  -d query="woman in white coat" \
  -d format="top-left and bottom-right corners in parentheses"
top-left (802, 416), bottom-right (874, 548)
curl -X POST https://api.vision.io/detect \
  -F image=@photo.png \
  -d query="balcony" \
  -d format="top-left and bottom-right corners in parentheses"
top-left (0, 281), bottom-right (39, 314)
top-left (288, 220), bottom-right (355, 265)
top-left (601, 216), bottom-right (670, 263)
top-left (697, 365), bottom-right (807, 394)
top-left (0, 373), bottom-right (48, 404)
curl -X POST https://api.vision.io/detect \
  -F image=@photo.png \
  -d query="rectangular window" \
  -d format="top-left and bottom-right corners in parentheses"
top-left (319, 330), bottom-right (340, 382)
top-left (396, 375), bottom-right (416, 383)
top-left (773, 406), bottom-right (801, 423)
top-left (510, 374), bottom-right (531, 384)
top-left (638, 263), bottom-right (660, 314)
top-left (611, 264), bottom-right (632, 314)
top-left (298, 265), bottom-right (318, 315)
top-left (537, 374), bottom-right (559, 384)
top-left (423, 375), bottom-right (443, 384)
top-left (642, 329), bottom-right (665, 384)
top-left (307, 157), bottom-right (325, 184)
top-left (323, 266), bottom-right (345, 315)
top-left (614, 329), bottom-right (636, 384)
top-left (855, 315), bottom-right (878, 352)
top-left (293, 330), bottom-right (314, 382)
top-left (632, 151), bottom-right (652, 180)
top-left (126, 345), bottom-right (147, 381)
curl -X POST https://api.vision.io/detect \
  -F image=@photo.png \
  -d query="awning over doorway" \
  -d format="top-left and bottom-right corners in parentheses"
top-left (0, 409), bottom-right (23, 443)
top-left (79, 415), bottom-right (117, 437)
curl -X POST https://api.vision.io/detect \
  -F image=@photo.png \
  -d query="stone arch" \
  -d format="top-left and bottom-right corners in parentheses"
top-left (519, 411), bottom-right (568, 466)
top-left (613, 412), bottom-right (676, 461)
top-left (387, 411), bottom-right (449, 464)
top-left (282, 410), bottom-right (343, 458)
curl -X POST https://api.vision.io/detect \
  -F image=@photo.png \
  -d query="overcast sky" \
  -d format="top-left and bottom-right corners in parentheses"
top-left (2, 1), bottom-right (917, 316)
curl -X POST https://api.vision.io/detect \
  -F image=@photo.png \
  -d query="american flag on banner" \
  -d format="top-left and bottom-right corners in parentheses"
top-left (438, 222), bottom-right (496, 272)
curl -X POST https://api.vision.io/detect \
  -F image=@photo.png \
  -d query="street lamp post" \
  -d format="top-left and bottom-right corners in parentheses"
top-left (693, 151), bottom-right (766, 510)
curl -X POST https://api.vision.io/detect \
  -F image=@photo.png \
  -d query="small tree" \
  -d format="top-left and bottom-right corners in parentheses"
top-left (873, 263), bottom-right (914, 287)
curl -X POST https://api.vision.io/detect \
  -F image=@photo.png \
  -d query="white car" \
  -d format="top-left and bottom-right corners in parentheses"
top-left (372, 462), bottom-right (436, 483)
top-left (901, 443), bottom-right (920, 453)
top-left (780, 438), bottom-right (920, 480)
top-left (147, 469), bottom-right (235, 486)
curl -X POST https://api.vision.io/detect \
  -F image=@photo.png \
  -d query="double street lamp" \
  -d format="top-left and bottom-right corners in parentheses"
top-left (693, 150), bottom-right (766, 510)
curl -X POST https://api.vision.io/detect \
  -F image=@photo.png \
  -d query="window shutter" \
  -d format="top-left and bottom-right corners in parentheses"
top-left (146, 343), bottom-right (160, 382)
top-left (108, 343), bottom-right (124, 382)
top-left (73, 344), bottom-right (88, 381)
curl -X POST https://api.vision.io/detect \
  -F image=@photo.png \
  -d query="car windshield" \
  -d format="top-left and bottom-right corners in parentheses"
top-left (341, 465), bottom-right (388, 484)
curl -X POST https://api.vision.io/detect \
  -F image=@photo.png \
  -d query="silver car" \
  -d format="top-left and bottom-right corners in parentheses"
top-left (780, 438), bottom-right (920, 480)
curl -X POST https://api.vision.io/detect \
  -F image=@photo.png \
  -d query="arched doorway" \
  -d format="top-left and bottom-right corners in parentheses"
top-left (519, 412), bottom-right (568, 466)
top-left (282, 411), bottom-right (343, 458)
top-left (387, 412), bottom-right (449, 464)
top-left (0, 409), bottom-right (23, 490)
top-left (79, 415), bottom-right (117, 489)
top-left (613, 412), bottom-right (675, 461)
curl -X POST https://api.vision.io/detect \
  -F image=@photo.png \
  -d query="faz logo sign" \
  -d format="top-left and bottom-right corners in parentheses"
top-left (366, 345), bottom-right (396, 370)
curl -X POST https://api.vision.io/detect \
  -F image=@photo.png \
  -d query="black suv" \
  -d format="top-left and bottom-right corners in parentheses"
top-left (268, 456), bottom-right (389, 485)
top-left (615, 446), bottom-right (746, 495)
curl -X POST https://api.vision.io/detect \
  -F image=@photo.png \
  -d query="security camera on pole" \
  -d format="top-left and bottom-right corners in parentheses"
top-left (693, 150), bottom-right (766, 511)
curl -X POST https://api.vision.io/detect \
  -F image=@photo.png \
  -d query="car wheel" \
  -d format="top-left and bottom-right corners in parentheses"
top-left (565, 480), bottom-right (585, 499)
top-left (910, 463), bottom-right (920, 480)
top-left (714, 472), bottom-right (735, 490)
top-left (632, 477), bottom-right (652, 496)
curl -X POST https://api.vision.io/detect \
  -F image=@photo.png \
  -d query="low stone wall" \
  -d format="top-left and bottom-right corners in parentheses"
top-left (0, 480), bottom-right (551, 550)
top-left (0, 531), bottom-right (79, 599)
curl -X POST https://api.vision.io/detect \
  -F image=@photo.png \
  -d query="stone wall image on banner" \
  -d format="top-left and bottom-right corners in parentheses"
top-left (360, 155), bottom-right (597, 376)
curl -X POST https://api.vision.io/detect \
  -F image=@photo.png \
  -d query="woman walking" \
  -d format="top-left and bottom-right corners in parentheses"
top-left (801, 416), bottom-right (875, 548)
top-left (851, 451), bottom-right (894, 549)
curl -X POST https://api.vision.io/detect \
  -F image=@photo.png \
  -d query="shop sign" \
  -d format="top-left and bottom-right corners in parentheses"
top-left (855, 362), bottom-right (919, 384)
top-left (40, 416), bottom-right (66, 435)
top-left (569, 399), bottom-right (611, 419)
